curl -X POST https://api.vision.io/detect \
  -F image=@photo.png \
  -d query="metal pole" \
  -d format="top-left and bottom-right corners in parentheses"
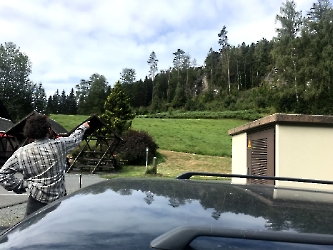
top-left (153, 157), bottom-right (157, 174)
top-left (146, 147), bottom-right (149, 170)
top-left (79, 174), bottom-right (82, 189)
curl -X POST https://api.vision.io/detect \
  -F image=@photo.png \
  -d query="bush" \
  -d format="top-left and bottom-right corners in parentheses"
top-left (136, 106), bottom-right (149, 115)
top-left (116, 130), bottom-right (158, 165)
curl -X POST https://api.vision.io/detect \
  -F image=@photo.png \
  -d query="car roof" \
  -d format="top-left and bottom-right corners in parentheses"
top-left (1, 177), bottom-right (333, 249)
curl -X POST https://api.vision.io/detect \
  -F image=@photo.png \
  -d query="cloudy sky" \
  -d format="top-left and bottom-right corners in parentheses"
top-left (1, 0), bottom-right (317, 97)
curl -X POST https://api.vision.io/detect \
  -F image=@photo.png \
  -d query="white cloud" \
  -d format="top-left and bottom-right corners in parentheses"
top-left (0, 0), bottom-right (317, 97)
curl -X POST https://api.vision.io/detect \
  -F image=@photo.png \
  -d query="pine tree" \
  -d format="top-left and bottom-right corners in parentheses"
top-left (272, 0), bottom-right (303, 104)
top-left (147, 51), bottom-right (158, 104)
top-left (76, 79), bottom-right (91, 115)
top-left (32, 83), bottom-right (47, 114)
top-left (60, 90), bottom-right (67, 113)
top-left (67, 88), bottom-right (77, 115)
top-left (52, 90), bottom-right (61, 114)
top-left (304, 1), bottom-right (333, 84)
top-left (101, 81), bottom-right (135, 135)
top-left (218, 26), bottom-right (231, 93)
top-left (46, 96), bottom-right (54, 114)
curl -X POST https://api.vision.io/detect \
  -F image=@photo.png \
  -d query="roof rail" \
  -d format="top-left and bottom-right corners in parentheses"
top-left (176, 172), bottom-right (333, 185)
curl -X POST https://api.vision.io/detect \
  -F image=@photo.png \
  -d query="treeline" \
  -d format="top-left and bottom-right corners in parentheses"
top-left (0, 0), bottom-right (332, 122)
top-left (46, 74), bottom-right (111, 115)
top-left (124, 0), bottom-right (333, 115)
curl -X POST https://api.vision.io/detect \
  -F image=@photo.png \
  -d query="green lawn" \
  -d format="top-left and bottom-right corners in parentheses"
top-left (49, 114), bottom-right (247, 157)
top-left (132, 118), bottom-right (247, 157)
top-left (50, 114), bottom-right (89, 131)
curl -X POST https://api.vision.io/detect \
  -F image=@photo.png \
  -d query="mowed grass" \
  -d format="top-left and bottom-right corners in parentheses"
top-left (102, 149), bottom-right (232, 179)
top-left (132, 118), bottom-right (247, 157)
top-left (50, 114), bottom-right (89, 131)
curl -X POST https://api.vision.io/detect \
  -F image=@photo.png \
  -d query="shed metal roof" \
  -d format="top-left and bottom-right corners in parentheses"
top-left (5, 111), bottom-right (68, 141)
top-left (228, 113), bottom-right (333, 136)
top-left (0, 99), bottom-right (12, 121)
top-left (0, 118), bottom-right (14, 132)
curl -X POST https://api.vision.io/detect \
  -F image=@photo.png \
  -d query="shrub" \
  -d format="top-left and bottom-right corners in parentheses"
top-left (136, 106), bottom-right (149, 115)
top-left (116, 130), bottom-right (158, 165)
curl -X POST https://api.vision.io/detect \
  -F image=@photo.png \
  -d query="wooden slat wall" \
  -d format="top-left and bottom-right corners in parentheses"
top-left (251, 138), bottom-right (268, 184)
top-left (247, 127), bottom-right (275, 185)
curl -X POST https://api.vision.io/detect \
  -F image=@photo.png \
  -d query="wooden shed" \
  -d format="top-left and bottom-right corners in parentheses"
top-left (5, 111), bottom-right (68, 145)
top-left (228, 113), bottom-right (333, 191)
top-left (0, 118), bottom-right (15, 165)
top-left (0, 111), bottom-right (68, 165)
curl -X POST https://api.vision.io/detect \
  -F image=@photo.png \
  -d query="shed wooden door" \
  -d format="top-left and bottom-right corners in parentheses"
top-left (247, 128), bottom-right (275, 185)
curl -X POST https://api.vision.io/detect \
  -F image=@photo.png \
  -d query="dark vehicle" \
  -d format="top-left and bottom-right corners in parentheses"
top-left (0, 173), bottom-right (333, 249)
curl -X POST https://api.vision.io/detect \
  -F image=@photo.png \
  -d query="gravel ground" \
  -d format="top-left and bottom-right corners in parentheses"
top-left (0, 173), bottom-right (106, 229)
top-left (0, 203), bottom-right (26, 228)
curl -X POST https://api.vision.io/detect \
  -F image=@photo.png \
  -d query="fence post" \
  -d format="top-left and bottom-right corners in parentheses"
top-left (152, 157), bottom-right (157, 174)
top-left (146, 147), bottom-right (149, 170)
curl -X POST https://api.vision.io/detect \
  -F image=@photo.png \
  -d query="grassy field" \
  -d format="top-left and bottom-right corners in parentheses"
top-left (132, 118), bottom-right (246, 157)
top-left (50, 114), bottom-right (89, 131)
top-left (101, 149), bottom-right (232, 179)
top-left (49, 114), bottom-right (248, 178)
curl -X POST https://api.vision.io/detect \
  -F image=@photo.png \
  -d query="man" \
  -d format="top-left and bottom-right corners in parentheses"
top-left (0, 114), bottom-right (90, 216)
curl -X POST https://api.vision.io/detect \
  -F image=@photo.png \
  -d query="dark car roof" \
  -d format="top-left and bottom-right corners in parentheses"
top-left (1, 178), bottom-right (333, 249)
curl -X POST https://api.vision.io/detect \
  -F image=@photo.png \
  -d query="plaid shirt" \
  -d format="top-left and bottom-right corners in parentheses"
top-left (0, 124), bottom-right (87, 203)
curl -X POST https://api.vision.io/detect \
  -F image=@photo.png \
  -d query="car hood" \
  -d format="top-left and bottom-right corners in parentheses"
top-left (1, 178), bottom-right (333, 249)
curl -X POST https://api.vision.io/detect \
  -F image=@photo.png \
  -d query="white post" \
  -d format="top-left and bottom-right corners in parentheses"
top-left (146, 147), bottom-right (149, 170)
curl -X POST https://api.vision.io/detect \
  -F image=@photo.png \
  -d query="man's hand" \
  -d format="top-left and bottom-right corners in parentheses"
top-left (3, 180), bottom-right (27, 194)
top-left (83, 121), bottom-right (90, 129)
top-left (13, 187), bottom-right (27, 194)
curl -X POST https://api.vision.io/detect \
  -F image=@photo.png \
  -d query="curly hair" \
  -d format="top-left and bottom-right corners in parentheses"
top-left (23, 114), bottom-right (51, 139)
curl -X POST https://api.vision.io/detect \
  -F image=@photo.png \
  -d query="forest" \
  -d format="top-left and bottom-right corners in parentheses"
top-left (0, 0), bottom-right (332, 122)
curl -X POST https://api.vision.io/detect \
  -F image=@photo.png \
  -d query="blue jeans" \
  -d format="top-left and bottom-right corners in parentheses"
top-left (25, 196), bottom-right (47, 217)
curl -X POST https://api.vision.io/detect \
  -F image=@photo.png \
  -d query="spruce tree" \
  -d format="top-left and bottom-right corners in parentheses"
top-left (67, 88), bottom-right (77, 115)
top-left (101, 81), bottom-right (135, 135)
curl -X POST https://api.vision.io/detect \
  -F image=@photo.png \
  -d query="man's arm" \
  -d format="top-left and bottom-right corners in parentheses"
top-left (63, 121), bottom-right (90, 152)
top-left (0, 155), bottom-right (27, 194)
